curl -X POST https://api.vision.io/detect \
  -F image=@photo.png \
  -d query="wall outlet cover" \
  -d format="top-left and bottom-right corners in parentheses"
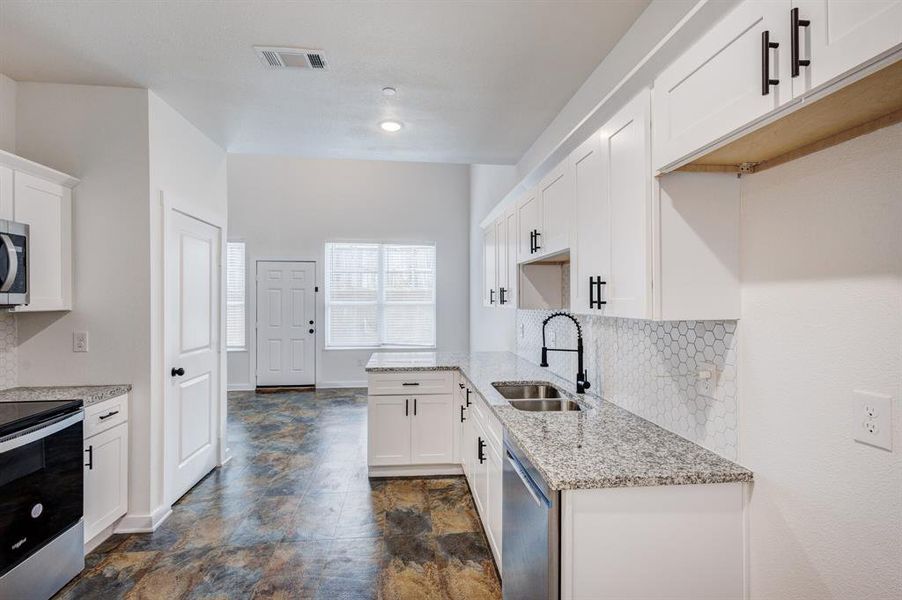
top-left (853, 390), bottom-right (892, 451)
top-left (73, 331), bottom-right (89, 353)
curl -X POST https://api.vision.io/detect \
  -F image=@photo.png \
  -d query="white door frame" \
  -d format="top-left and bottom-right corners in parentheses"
top-left (250, 257), bottom-right (317, 388)
top-left (161, 192), bottom-right (228, 508)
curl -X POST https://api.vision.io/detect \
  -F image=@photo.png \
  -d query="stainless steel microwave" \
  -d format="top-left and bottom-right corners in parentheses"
top-left (0, 220), bottom-right (28, 308)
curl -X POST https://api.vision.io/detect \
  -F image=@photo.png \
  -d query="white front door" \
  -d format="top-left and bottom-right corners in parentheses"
top-left (256, 261), bottom-right (316, 386)
top-left (165, 210), bottom-right (221, 504)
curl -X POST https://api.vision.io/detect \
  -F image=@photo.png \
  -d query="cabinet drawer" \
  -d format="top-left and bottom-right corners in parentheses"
top-left (84, 394), bottom-right (128, 438)
top-left (368, 371), bottom-right (454, 395)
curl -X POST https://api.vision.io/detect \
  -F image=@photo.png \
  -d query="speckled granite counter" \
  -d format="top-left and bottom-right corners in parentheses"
top-left (0, 384), bottom-right (132, 407)
top-left (366, 351), bottom-right (752, 490)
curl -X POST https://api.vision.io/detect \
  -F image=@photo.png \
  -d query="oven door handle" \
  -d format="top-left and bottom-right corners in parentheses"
top-left (505, 446), bottom-right (551, 508)
top-left (0, 411), bottom-right (84, 453)
top-left (0, 233), bottom-right (18, 293)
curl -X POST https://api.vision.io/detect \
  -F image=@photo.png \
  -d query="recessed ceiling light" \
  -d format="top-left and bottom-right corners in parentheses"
top-left (380, 120), bottom-right (403, 132)
top-left (382, 87), bottom-right (397, 96)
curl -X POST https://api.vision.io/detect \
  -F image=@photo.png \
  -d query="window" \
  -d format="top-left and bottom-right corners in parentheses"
top-left (226, 241), bottom-right (246, 350)
top-left (325, 242), bottom-right (436, 348)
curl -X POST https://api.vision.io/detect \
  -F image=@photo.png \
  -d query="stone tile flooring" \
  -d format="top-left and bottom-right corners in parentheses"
top-left (54, 388), bottom-right (501, 599)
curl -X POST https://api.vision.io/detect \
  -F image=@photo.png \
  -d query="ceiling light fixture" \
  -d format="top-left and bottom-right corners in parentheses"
top-left (382, 87), bottom-right (397, 96)
top-left (380, 120), bottom-right (403, 132)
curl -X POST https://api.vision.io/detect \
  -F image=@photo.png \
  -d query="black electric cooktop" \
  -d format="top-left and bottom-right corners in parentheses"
top-left (0, 399), bottom-right (83, 438)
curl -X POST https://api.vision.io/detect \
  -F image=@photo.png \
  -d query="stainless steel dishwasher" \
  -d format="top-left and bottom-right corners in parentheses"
top-left (502, 433), bottom-right (560, 600)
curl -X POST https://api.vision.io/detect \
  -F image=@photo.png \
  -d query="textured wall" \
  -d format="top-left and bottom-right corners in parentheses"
top-left (0, 314), bottom-right (16, 389)
top-left (517, 310), bottom-right (738, 460)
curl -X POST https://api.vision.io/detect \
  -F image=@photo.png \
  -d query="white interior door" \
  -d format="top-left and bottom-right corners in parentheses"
top-left (166, 210), bottom-right (221, 504)
top-left (256, 261), bottom-right (316, 386)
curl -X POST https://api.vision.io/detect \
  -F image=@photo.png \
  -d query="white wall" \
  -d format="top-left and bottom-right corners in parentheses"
top-left (227, 155), bottom-right (469, 388)
top-left (740, 123), bottom-right (902, 599)
top-left (14, 83), bottom-right (154, 515)
top-left (0, 73), bottom-right (16, 153)
top-left (469, 163), bottom-right (517, 352)
top-left (148, 91), bottom-right (227, 513)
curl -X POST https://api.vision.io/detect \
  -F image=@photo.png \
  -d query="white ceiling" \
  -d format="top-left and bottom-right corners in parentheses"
top-left (0, 0), bottom-right (649, 164)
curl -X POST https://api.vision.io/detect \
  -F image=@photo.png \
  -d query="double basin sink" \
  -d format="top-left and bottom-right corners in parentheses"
top-left (492, 382), bottom-right (581, 412)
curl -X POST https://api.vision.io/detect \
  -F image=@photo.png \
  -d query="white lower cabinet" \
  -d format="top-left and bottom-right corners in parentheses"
top-left (83, 395), bottom-right (129, 546)
top-left (367, 395), bottom-right (413, 465)
top-left (410, 395), bottom-right (454, 464)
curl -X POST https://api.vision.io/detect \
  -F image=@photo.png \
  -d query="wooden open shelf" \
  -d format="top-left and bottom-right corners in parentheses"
top-left (678, 58), bottom-right (902, 174)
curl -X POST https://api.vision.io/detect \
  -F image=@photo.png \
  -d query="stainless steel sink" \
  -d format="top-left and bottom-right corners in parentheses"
top-left (492, 382), bottom-right (581, 412)
top-left (509, 399), bottom-right (581, 412)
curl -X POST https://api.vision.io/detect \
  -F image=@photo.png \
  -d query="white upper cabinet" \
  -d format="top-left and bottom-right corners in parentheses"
top-left (652, 0), bottom-right (793, 171)
top-left (502, 209), bottom-right (517, 308)
top-left (482, 224), bottom-right (497, 307)
top-left (791, 0), bottom-right (902, 96)
top-left (516, 187), bottom-right (540, 262)
top-left (570, 132), bottom-right (610, 315)
top-left (536, 161), bottom-right (573, 258)
top-left (495, 217), bottom-right (508, 307)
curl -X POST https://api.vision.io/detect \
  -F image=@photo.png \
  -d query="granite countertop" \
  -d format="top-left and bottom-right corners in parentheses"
top-left (366, 351), bottom-right (752, 491)
top-left (0, 384), bottom-right (132, 407)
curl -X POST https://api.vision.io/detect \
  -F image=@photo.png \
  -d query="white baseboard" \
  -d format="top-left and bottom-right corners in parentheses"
top-left (317, 380), bottom-right (367, 389)
top-left (227, 384), bottom-right (255, 392)
top-left (114, 504), bottom-right (172, 534)
top-left (368, 464), bottom-right (463, 477)
top-left (84, 522), bottom-right (118, 554)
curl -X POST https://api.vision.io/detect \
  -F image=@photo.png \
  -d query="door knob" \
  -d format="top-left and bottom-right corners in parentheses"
top-left (171, 367), bottom-right (185, 377)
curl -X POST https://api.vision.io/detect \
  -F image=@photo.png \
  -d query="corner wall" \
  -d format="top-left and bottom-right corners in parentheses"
top-left (0, 73), bottom-right (16, 153)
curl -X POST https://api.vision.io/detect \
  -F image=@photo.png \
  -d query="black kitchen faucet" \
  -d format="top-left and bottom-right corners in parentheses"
top-left (539, 311), bottom-right (590, 394)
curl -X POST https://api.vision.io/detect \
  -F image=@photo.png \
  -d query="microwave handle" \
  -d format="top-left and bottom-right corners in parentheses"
top-left (0, 234), bottom-right (17, 293)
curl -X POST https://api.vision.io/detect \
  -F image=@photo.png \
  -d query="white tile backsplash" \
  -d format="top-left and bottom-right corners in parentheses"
top-left (517, 310), bottom-right (739, 460)
top-left (0, 313), bottom-right (16, 389)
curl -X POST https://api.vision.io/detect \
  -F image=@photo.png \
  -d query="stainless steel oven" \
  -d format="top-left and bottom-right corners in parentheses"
top-left (0, 219), bottom-right (29, 308)
top-left (503, 434), bottom-right (560, 600)
top-left (0, 399), bottom-right (84, 600)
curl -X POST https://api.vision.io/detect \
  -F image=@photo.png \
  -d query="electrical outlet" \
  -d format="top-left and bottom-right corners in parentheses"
top-left (853, 390), bottom-right (892, 451)
top-left (696, 362), bottom-right (718, 396)
top-left (73, 331), bottom-right (89, 353)
top-left (520, 323), bottom-right (525, 339)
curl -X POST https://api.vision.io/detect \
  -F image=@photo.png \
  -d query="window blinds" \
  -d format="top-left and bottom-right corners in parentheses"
top-left (226, 242), bottom-right (246, 349)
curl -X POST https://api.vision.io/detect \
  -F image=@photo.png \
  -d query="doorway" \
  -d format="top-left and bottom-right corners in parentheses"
top-left (256, 260), bottom-right (316, 386)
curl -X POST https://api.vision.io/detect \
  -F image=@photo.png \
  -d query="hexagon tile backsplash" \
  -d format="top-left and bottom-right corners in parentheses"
top-left (0, 313), bottom-right (16, 389)
top-left (517, 310), bottom-right (739, 460)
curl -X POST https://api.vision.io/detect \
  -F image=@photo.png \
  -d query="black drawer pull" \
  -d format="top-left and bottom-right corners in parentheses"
top-left (477, 437), bottom-right (486, 464)
top-left (761, 30), bottom-right (780, 95)
top-left (402, 382), bottom-right (419, 386)
top-left (98, 410), bottom-right (119, 420)
top-left (85, 445), bottom-right (93, 470)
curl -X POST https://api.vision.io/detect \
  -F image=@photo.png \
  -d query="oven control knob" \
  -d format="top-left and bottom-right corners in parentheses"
top-left (31, 503), bottom-right (43, 518)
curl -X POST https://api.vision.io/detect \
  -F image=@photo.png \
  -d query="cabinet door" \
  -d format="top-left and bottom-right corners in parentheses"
top-left (0, 166), bottom-right (12, 220)
top-left (410, 394), bottom-right (454, 464)
top-left (570, 132), bottom-right (610, 315)
top-left (470, 418), bottom-right (489, 520)
top-left (605, 91), bottom-right (653, 319)
top-left (495, 218), bottom-right (509, 306)
top-left (483, 225), bottom-right (497, 308)
top-left (13, 171), bottom-right (73, 311)
top-left (486, 437), bottom-right (503, 568)
top-left (517, 188), bottom-right (540, 261)
top-left (367, 396), bottom-right (412, 466)
top-left (536, 161), bottom-right (573, 257)
top-left (84, 423), bottom-right (128, 542)
top-left (504, 210), bottom-right (518, 308)
top-left (652, 0), bottom-right (792, 171)
top-left (792, 0), bottom-right (902, 96)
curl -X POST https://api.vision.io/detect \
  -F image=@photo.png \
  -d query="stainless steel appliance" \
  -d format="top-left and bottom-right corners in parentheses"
top-left (503, 433), bottom-right (560, 600)
top-left (0, 219), bottom-right (29, 307)
top-left (0, 399), bottom-right (84, 600)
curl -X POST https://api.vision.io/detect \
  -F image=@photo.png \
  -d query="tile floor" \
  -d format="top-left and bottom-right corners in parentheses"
top-left (54, 388), bottom-right (501, 599)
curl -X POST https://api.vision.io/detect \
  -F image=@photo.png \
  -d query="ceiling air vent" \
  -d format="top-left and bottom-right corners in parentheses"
top-left (253, 46), bottom-right (328, 70)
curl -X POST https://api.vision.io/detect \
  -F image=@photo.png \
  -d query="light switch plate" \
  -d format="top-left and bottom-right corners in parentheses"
top-left (73, 331), bottom-right (89, 353)
top-left (853, 390), bottom-right (892, 451)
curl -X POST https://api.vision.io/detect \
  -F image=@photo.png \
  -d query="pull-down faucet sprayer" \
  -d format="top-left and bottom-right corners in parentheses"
top-left (539, 311), bottom-right (590, 394)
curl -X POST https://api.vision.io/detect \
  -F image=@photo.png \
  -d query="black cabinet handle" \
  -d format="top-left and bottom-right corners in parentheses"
top-left (489, 289), bottom-right (495, 305)
top-left (413, 398), bottom-right (417, 416)
top-left (477, 437), bottom-right (486, 464)
top-left (791, 8), bottom-right (810, 77)
top-left (405, 399), bottom-right (409, 416)
top-left (499, 287), bottom-right (507, 305)
top-left (529, 230), bottom-right (535, 254)
top-left (402, 382), bottom-right (419, 386)
top-left (534, 230), bottom-right (542, 252)
top-left (460, 405), bottom-right (466, 423)
top-left (458, 382), bottom-right (464, 389)
top-left (589, 276), bottom-right (608, 309)
top-left (465, 388), bottom-right (472, 407)
top-left (761, 30), bottom-right (780, 95)
top-left (98, 410), bottom-right (119, 421)
top-left (85, 445), bottom-right (93, 470)
top-left (171, 367), bottom-right (185, 377)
